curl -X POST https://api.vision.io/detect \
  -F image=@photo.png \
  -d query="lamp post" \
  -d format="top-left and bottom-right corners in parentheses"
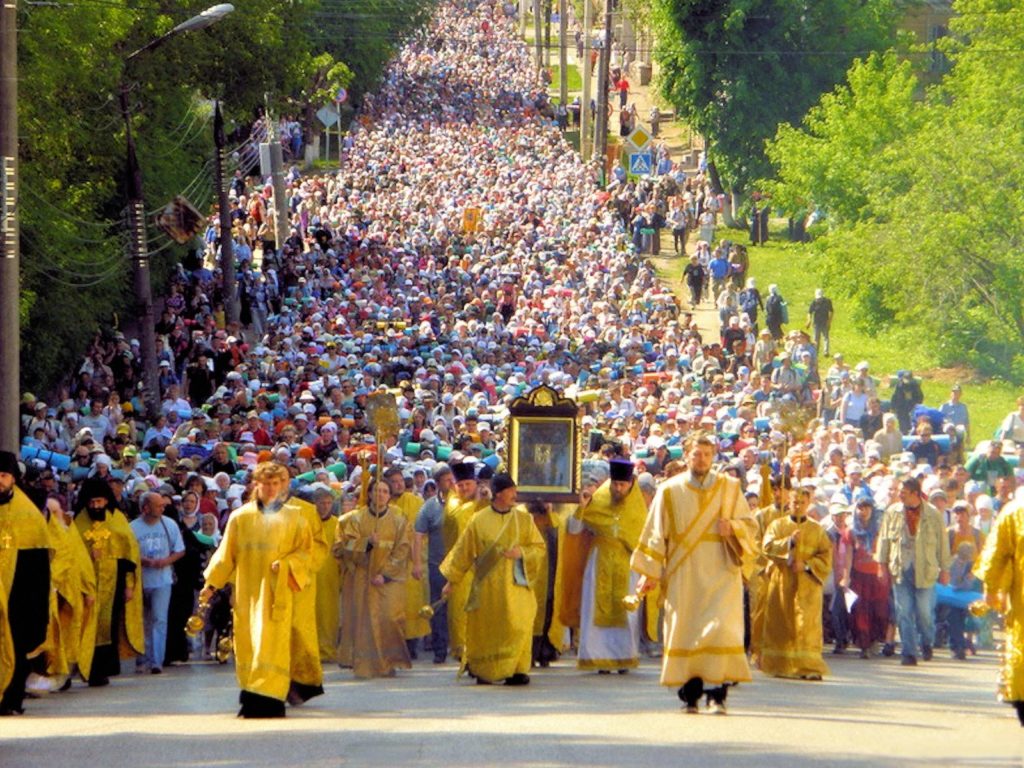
top-left (120, 3), bottom-right (234, 421)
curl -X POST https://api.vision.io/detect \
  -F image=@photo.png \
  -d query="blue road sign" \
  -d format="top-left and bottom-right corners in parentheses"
top-left (629, 152), bottom-right (652, 176)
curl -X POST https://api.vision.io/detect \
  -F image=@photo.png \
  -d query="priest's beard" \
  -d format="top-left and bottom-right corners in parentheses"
top-left (0, 487), bottom-right (13, 505)
top-left (86, 506), bottom-right (109, 522)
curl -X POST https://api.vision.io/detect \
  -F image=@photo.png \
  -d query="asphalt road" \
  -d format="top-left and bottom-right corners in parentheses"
top-left (3, 649), bottom-right (1021, 768)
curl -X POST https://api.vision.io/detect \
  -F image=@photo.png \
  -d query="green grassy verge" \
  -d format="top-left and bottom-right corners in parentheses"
top-left (547, 64), bottom-right (582, 95)
top-left (651, 224), bottom-right (1019, 446)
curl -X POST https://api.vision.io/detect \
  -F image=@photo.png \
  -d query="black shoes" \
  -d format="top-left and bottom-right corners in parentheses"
top-left (901, 655), bottom-right (917, 666)
top-left (921, 645), bottom-right (933, 661)
top-left (504, 673), bottom-right (530, 686)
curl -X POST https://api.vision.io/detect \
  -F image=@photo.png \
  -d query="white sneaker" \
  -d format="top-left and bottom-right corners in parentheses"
top-left (24, 673), bottom-right (54, 697)
top-left (708, 701), bottom-right (727, 715)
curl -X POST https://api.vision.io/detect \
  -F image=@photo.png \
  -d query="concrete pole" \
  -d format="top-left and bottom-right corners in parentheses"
top-left (213, 102), bottom-right (238, 326)
top-left (0, 0), bottom-right (18, 452)
top-left (580, 0), bottom-right (592, 161)
top-left (594, 0), bottom-right (613, 178)
top-left (533, 0), bottom-right (543, 70)
top-left (119, 84), bottom-right (160, 422)
top-left (558, 0), bottom-right (568, 107)
top-left (265, 117), bottom-right (289, 254)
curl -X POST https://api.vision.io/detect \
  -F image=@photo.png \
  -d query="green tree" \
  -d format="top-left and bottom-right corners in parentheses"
top-left (764, 52), bottom-right (922, 225)
top-left (16, 0), bottom-right (436, 395)
top-left (762, 0), bottom-right (1024, 379)
top-left (653, 0), bottom-right (900, 200)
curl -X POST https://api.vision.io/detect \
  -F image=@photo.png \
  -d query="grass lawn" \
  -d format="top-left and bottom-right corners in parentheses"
top-left (548, 64), bottom-right (582, 95)
top-left (652, 224), bottom-right (1019, 446)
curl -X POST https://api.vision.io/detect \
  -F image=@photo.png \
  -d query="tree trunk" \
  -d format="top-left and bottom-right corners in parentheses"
top-left (706, 160), bottom-right (741, 228)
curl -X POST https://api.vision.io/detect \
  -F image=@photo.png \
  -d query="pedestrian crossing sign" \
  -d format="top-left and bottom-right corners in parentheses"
top-left (629, 152), bottom-right (652, 176)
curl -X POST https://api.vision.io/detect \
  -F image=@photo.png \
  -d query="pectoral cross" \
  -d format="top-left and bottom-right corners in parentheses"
top-left (0, 529), bottom-right (11, 551)
top-left (84, 524), bottom-right (111, 561)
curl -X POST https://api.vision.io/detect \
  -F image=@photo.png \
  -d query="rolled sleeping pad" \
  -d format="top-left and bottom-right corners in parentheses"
top-left (404, 442), bottom-right (421, 457)
top-left (668, 446), bottom-right (683, 460)
top-left (20, 445), bottom-right (71, 471)
top-left (436, 444), bottom-right (452, 461)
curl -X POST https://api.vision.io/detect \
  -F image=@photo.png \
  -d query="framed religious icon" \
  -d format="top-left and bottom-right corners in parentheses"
top-left (507, 385), bottom-right (582, 502)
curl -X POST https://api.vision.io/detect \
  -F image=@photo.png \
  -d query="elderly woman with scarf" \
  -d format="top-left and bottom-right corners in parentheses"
top-left (849, 494), bottom-right (890, 658)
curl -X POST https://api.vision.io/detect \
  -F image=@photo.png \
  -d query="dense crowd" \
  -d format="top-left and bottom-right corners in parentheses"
top-left (3, 0), bottom-right (1022, 726)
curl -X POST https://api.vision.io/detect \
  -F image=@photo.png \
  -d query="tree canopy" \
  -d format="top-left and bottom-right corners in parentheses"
top-left (652, 0), bottom-right (901, 194)
top-left (764, 0), bottom-right (1024, 380)
top-left (16, 0), bottom-right (434, 394)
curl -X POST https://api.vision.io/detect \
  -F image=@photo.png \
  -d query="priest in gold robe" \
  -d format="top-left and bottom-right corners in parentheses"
top-left (0, 452), bottom-right (52, 715)
top-left (26, 497), bottom-right (96, 695)
top-left (202, 462), bottom-right (315, 718)
top-left (334, 478), bottom-right (413, 678)
top-left (440, 474), bottom-right (544, 685)
top-left (385, 467), bottom-right (430, 656)
top-left (563, 459), bottom-right (646, 673)
top-left (759, 487), bottom-right (832, 680)
top-left (974, 499), bottom-right (1024, 726)
top-left (443, 461), bottom-right (488, 661)
top-left (632, 432), bottom-right (757, 714)
top-left (285, 489), bottom-right (328, 706)
top-left (73, 476), bottom-right (143, 689)
top-left (311, 485), bottom-right (341, 663)
top-left (748, 473), bottom-right (790, 665)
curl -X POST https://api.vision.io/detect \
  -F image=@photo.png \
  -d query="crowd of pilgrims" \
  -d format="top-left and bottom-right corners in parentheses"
top-left (2, 0), bottom-right (1022, 725)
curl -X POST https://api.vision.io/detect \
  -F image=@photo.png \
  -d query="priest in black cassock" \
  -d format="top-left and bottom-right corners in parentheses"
top-left (0, 450), bottom-right (52, 715)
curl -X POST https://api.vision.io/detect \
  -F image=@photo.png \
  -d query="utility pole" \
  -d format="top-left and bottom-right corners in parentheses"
top-left (519, 0), bottom-right (526, 37)
top-left (594, 0), bottom-right (613, 181)
top-left (213, 102), bottom-right (237, 327)
top-left (533, 0), bottom-right (543, 70)
top-left (580, 0), bottom-right (592, 162)
top-left (0, 0), bottom-right (18, 452)
top-left (558, 0), bottom-right (567, 108)
top-left (263, 107), bottom-right (290, 255)
top-left (544, 0), bottom-right (551, 69)
top-left (118, 84), bottom-right (161, 422)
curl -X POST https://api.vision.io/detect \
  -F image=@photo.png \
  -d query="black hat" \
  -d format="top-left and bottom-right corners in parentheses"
top-left (451, 461), bottom-right (477, 483)
top-left (608, 458), bottom-right (635, 483)
top-left (75, 476), bottom-right (117, 514)
top-left (0, 450), bottom-right (20, 480)
top-left (476, 464), bottom-right (495, 481)
top-left (491, 473), bottom-right (516, 495)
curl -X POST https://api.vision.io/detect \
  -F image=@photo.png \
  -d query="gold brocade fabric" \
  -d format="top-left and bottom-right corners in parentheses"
top-left (72, 507), bottom-right (143, 679)
top-left (0, 488), bottom-right (51, 597)
top-left (440, 506), bottom-right (545, 682)
top-left (0, 574), bottom-right (11, 695)
top-left (205, 499), bottom-right (314, 702)
top-left (443, 497), bottom-right (488, 658)
top-left (578, 481), bottom-right (647, 628)
top-left (315, 515), bottom-right (341, 663)
top-left (759, 515), bottom-right (832, 679)
top-left (286, 497), bottom-right (327, 688)
top-left (395, 492), bottom-right (430, 640)
top-left (334, 505), bottom-right (412, 678)
top-left (974, 501), bottom-right (1024, 702)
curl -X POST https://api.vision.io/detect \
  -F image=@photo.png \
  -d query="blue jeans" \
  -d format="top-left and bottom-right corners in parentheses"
top-left (428, 566), bottom-right (449, 660)
top-left (893, 568), bottom-right (935, 658)
top-left (142, 584), bottom-right (172, 669)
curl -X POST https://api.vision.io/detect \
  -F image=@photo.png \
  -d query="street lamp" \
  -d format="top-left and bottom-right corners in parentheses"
top-left (119, 4), bottom-right (234, 421)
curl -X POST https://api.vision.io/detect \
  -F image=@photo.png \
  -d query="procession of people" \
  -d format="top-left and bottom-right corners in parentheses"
top-left (2, 0), bottom-right (1022, 729)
